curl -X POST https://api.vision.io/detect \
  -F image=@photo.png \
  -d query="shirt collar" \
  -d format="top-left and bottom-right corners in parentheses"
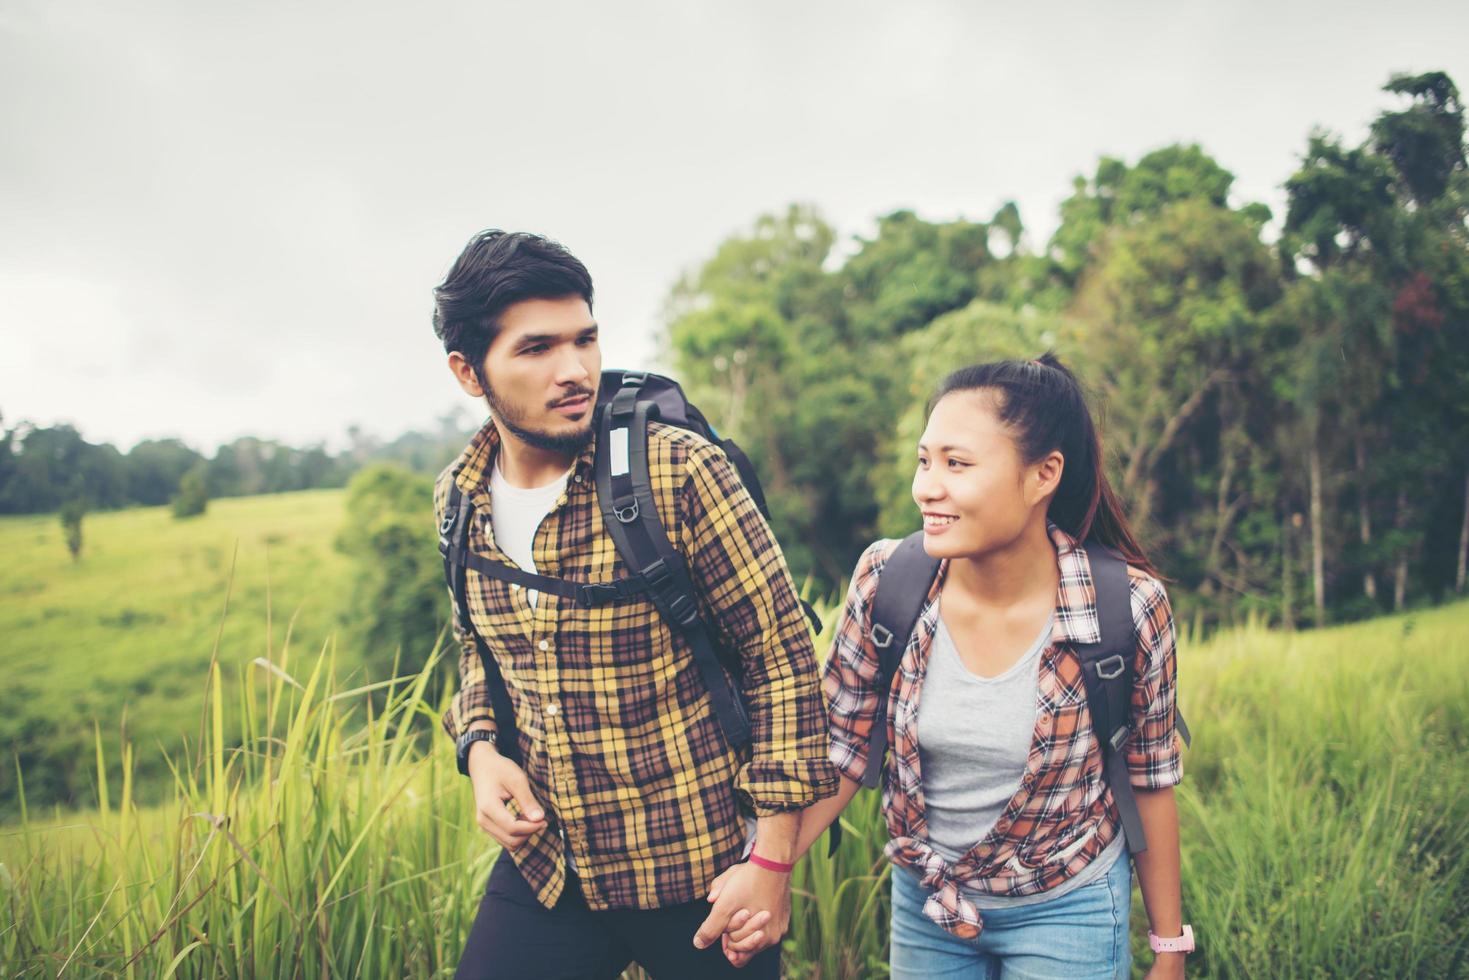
top-left (1046, 521), bottom-right (1103, 646)
top-left (450, 415), bottom-right (598, 511)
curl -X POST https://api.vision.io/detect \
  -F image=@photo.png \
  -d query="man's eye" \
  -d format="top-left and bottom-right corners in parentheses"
top-left (577, 335), bottom-right (597, 346)
top-left (522, 345), bottom-right (547, 355)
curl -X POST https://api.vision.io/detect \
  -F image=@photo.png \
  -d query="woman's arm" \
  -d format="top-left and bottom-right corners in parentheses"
top-left (1132, 785), bottom-right (1185, 978)
top-left (1125, 572), bottom-right (1188, 977)
top-left (794, 774), bottom-right (864, 860)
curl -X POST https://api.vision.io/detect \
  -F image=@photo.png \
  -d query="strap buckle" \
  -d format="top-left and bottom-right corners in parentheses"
top-left (642, 558), bottom-right (672, 589)
top-left (439, 513), bottom-right (456, 535)
top-left (666, 592), bottom-right (700, 627)
top-left (614, 500), bottom-right (640, 523)
top-left (575, 583), bottom-right (622, 608)
top-left (871, 623), bottom-right (895, 649)
top-left (1095, 654), bottom-right (1126, 680)
top-left (1109, 725), bottom-right (1130, 752)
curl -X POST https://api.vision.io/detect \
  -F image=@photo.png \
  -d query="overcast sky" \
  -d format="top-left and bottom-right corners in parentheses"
top-left (3, 0), bottom-right (1466, 453)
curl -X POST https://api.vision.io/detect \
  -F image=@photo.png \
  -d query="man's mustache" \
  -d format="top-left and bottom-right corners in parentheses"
top-left (548, 388), bottom-right (596, 410)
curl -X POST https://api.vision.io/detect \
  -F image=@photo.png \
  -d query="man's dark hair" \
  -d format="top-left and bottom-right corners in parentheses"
top-left (432, 230), bottom-right (595, 371)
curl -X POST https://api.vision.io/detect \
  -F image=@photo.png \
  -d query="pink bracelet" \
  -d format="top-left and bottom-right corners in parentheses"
top-left (747, 852), bottom-right (795, 874)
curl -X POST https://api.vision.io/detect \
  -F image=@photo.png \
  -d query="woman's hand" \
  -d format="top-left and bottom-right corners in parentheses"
top-left (1144, 950), bottom-right (1186, 979)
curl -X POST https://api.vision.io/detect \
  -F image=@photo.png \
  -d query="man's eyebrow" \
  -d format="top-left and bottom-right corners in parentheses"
top-left (515, 323), bottom-right (599, 346)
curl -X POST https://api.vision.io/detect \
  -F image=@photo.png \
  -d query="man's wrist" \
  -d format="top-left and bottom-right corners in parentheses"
top-left (747, 852), bottom-right (795, 874)
top-left (456, 727), bottom-right (498, 776)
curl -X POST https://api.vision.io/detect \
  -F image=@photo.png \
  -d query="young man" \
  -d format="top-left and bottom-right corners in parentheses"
top-left (433, 230), bottom-right (838, 978)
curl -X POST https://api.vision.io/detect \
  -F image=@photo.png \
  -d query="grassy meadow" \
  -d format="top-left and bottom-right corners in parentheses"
top-left (0, 491), bottom-right (355, 820)
top-left (2, 492), bottom-right (1468, 977)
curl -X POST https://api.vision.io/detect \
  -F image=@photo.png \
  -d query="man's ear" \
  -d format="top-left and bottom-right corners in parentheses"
top-left (448, 352), bottom-right (484, 398)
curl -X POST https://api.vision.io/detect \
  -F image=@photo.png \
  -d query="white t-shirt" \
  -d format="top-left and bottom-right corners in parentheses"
top-left (488, 459), bottom-right (571, 608)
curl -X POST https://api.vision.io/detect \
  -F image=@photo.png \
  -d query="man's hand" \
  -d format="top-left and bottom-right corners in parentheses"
top-left (466, 740), bottom-right (547, 849)
top-left (693, 862), bottom-right (790, 966)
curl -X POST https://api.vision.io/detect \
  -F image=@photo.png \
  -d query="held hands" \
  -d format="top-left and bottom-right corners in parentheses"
top-left (693, 861), bottom-right (791, 967)
top-left (465, 741), bottom-right (547, 848)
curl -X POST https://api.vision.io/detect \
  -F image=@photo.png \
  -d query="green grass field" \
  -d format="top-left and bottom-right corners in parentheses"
top-left (3, 493), bottom-right (1468, 976)
top-left (0, 491), bottom-right (354, 820)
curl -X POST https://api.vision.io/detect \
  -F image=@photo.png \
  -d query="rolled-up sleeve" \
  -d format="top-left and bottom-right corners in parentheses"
top-left (821, 540), bottom-right (897, 785)
top-left (1125, 572), bottom-right (1183, 789)
top-left (679, 443), bottom-right (838, 815)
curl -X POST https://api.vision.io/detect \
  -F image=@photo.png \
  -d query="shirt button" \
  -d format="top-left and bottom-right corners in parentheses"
top-left (573, 474), bottom-right (584, 483)
top-left (538, 639), bottom-right (550, 652)
top-left (1040, 711), bottom-right (1052, 725)
top-left (545, 703), bottom-right (560, 716)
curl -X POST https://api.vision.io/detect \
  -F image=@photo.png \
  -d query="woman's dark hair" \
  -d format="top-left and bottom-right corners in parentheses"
top-left (432, 230), bottom-right (594, 373)
top-left (933, 352), bottom-right (1158, 575)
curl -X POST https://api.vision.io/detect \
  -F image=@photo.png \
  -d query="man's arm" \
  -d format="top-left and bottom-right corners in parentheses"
top-left (676, 441), bottom-right (839, 816)
top-left (434, 476), bottom-right (547, 848)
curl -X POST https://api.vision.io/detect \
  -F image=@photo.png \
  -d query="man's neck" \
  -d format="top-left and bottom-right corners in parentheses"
top-left (492, 422), bottom-right (578, 489)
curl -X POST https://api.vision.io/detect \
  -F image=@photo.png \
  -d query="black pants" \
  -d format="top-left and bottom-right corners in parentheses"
top-left (455, 851), bottom-right (781, 980)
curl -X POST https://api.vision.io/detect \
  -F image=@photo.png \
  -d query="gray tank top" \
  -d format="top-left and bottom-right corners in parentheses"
top-left (917, 604), bottom-right (1122, 907)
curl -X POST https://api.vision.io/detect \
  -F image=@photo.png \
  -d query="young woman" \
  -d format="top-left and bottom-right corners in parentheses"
top-left (712, 354), bottom-right (1192, 978)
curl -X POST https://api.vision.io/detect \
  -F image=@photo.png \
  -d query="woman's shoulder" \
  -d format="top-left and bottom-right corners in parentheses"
top-left (1125, 564), bottom-right (1174, 643)
top-left (845, 537), bottom-right (909, 600)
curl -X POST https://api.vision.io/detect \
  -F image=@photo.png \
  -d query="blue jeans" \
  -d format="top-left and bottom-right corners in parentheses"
top-left (890, 853), bottom-right (1132, 980)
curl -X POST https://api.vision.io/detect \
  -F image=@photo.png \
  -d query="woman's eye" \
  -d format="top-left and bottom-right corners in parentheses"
top-left (947, 459), bottom-right (968, 469)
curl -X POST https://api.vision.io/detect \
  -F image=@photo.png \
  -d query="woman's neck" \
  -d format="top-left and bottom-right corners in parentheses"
top-left (946, 517), bottom-right (1059, 609)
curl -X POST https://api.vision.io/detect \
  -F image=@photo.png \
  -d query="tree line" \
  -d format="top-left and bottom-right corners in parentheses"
top-left (664, 71), bottom-right (1468, 629)
top-left (0, 410), bottom-right (478, 517)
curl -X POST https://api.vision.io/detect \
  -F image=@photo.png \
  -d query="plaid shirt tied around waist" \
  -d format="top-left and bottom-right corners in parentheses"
top-left (822, 524), bottom-right (1183, 938)
top-left (438, 419), bottom-right (837, 912)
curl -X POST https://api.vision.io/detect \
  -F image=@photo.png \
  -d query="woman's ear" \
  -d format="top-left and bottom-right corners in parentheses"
top-left (1030, 450), bottom-right (1065, 505)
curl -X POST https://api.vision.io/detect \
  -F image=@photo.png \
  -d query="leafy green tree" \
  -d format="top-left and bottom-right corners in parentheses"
top-left (59, 497), bottom-right (85, 561)
top-left (1048, 144), bottom-right (1257, 292)
top-left (335, 465), bottom-right (444, 683)
top-left (127, 439), bottom-right (204, 506)
top-left (1067, 196), bottom-right (1281, 537)
top-left (172, 465), bottom-right (209, 518)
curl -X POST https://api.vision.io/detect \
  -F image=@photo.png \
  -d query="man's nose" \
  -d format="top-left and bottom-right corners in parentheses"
top-left (554, 347), bottom-right (591, 386)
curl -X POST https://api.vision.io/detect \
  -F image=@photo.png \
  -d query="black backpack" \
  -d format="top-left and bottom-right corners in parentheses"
top-left (438, 369), bottom-right (820, 769)
top-left (862, 532), bottom-right (1191, 854)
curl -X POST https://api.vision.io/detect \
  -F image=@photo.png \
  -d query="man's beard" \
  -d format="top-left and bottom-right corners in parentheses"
top-left (483, 380), bottom-right (596, 455)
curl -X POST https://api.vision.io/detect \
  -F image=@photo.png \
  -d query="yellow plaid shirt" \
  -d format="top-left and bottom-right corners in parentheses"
top-left (437, 418), bottom-right (837, 911)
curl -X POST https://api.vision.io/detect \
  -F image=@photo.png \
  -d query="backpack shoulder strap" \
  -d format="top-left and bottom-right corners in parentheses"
top-left (861, 531), bottom-right (941, 788)
top-left (1076, 541), bottom-right (1145, 853)
top-left (594, 375), bottom-right (752, 752)
top-left (439, 479), bottom-right (522, 765)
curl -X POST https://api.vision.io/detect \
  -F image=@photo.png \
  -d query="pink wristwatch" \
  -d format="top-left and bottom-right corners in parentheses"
top-left (1149, 925), bottom-right (1195, 954)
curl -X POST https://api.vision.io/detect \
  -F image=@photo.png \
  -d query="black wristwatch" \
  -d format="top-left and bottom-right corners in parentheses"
top-left (456, 728), bottom-right (497, 776)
